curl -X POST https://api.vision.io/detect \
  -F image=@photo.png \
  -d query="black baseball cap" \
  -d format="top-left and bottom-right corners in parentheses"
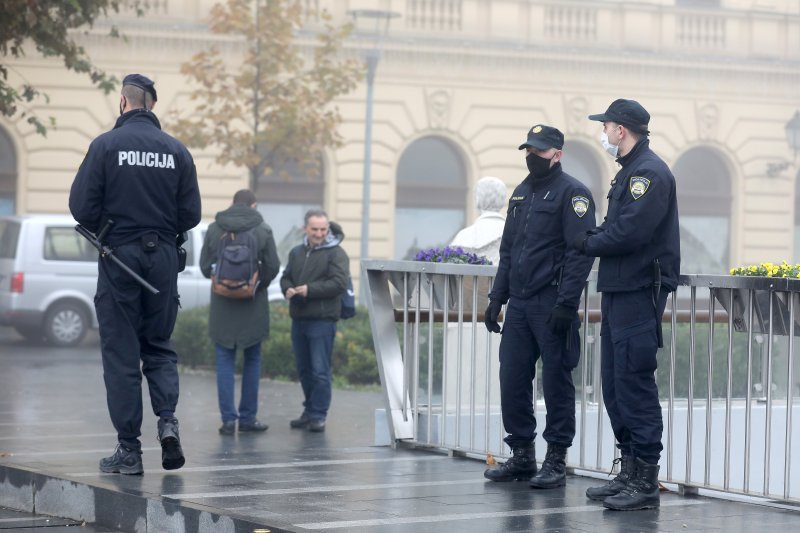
top-left (588, 99), bottom-right (650, 134)
top-left (518, 124), bottom-right (564, 151)
top-left (122, 73), bottom-right (158, 102)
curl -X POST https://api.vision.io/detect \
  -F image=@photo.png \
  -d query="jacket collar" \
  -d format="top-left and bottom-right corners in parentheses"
top-left (616, 138), bottom-right (649, 168)
top-left (113, 109), bottom-right (162, 131)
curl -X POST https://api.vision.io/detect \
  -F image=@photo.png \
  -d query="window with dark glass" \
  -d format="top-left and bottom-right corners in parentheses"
top-left (673, 147), bottom-right (732, 274)
top-left (0, 127), bottom-right (16, 215)
top-left (395, 136), bottom-right (467, 259)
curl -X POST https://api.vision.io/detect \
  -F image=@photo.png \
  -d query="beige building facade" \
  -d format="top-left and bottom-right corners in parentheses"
top-left (2, 0), bottom-right (800, 290)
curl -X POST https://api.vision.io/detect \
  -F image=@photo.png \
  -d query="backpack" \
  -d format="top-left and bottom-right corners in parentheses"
top-left (341, 275), bottom-right (356, 319)
top-left (211, 227), bottom-right (260, 299)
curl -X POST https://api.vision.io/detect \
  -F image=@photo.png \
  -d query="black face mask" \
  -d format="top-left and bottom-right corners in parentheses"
top-left (526, 152), bottom-right (553, 178)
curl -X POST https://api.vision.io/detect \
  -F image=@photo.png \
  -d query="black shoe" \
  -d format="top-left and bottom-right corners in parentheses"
top-left (529, 444), bottom-right (567, 489)
top-left (586, 455), bottom-right (635, 501)
top-left (308, 419), bottom-right (326, 432)
top-left (484, 443), bottom-right (537, 482)
top-left (603, 458), bottom-right (660, 511)
top-left (239, 420), bottom-right (269, 432)
top-left (218, 421), bottom-right (236, 435)
top-left (99, 444), bottom-right (143, 475)
top-left (290, 413), bottom-right (310, 429)
top-left (158, 417), bottom-right (185, 471)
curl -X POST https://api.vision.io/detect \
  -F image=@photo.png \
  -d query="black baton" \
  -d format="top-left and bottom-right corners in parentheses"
top-left (653, 259), bottom-right (663, 348)
top-left (75, 221), bottom-right (160, 295)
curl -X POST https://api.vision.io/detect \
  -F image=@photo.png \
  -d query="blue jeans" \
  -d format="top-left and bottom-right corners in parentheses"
top-left (215, 342), bottom-right (262, 424)
top-left (291, 319), bottom-right (336, 420)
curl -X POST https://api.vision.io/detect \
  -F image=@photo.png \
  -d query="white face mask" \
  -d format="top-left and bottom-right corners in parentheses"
top-left (600, 132), bottom-right (619, 158)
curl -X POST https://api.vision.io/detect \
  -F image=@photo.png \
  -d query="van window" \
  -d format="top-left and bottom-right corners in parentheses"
top-left (0, 220), bottom-right (19, 258)
top-left (44, 227), bottom-right (97, 262)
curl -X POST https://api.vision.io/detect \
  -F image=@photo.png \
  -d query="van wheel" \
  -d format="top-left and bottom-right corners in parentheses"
top-left (15, 325), bottom-right (44, 343)
top-left (44, 302), bottom-right (88, 347)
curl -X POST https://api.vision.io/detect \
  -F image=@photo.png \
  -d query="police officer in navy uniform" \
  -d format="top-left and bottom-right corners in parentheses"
top-left (484, 125), bottom-right (596, 489)
top-left (573, 99), bottom-right (680, 510)
top-left (69, 74), bottom-right (201, 475)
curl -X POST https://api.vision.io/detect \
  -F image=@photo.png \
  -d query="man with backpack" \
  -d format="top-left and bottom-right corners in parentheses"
top-left (200, 190), bottom-right (280, 435)
top-left (281, 209), bottom-right (350, 433)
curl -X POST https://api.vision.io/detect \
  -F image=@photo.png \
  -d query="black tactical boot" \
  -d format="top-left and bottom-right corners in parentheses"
top-left (483, 443), bottom-right (537, 482)
top-left (586, 454), bottom-right (634, 501)
top-left (529, 444), bottom-right (567, 489)
top-left (99, 443), bottom-right (143, 475)
top-left (603, 458), bottom-right (660, 511)
top-left (158, 417), bottom-right (185, 471)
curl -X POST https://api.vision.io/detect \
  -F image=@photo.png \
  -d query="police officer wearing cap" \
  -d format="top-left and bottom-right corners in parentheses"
top-left (572, 99), bottom-right (680, 510)
top-left (69, 74), bottom-right (201, 475)
top-left (483, 125), bottom-right (595, 489)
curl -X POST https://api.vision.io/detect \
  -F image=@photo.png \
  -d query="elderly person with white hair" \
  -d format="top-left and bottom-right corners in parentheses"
top-left (450, 176), bottom-right (508, 265)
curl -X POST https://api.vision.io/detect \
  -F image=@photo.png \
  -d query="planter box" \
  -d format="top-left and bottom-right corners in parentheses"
top-left (714, 288), bottom-right (800, 337)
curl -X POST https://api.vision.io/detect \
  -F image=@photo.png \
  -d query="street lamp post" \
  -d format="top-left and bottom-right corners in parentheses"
top-left (347, 9), bottom-right (400, 304)
top-left (785, 110), bottom-right (800, 163)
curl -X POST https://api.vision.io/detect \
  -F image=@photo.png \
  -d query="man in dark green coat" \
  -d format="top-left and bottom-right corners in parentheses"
top-left (200, 190), bottom-right (280, 435)
top-left (280, 209), bottom-right (349, 432)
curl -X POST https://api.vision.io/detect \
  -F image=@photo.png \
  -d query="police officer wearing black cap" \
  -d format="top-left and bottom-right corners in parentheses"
top-left (573, 99), bottom-right (680, 510)
top-left (69, 74), bottom-right (201, 475)
top-left (483, 125), bottom-right (595, 489)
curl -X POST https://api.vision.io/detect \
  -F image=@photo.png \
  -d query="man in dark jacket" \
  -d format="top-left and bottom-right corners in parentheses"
top-left (280, 209), bottom-right (349, 432)
top-left (573, 99), bottom-right (680, 511)
top-left (69, 73), bottom-right (201, 474)
top-left (484, 124), bottom-right (596, 488)
top-left (199, 189), bottom-right (280, 435)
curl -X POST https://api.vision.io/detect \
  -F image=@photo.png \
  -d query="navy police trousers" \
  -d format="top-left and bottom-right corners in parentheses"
top-left (95, 241), bottom-right (180, 451)
top-left (600, 288), bottom-right (669, 464)
top-left (499, 286), bottom-right (580, 450)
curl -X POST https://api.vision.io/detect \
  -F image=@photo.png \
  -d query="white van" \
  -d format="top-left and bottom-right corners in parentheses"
top-left (0, 215), bottom-right (284, 347)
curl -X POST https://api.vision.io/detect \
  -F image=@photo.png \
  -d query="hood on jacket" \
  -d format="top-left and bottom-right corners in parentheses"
top-left (215, 204), bottom-right (264, 233)
top-left (304, 220), bottom-right (345, 250)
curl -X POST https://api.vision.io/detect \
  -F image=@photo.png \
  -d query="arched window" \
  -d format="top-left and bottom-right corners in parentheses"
top-left (0, 127), bottom-right (17, 214)
top-left (794, 175), bottom-right (800, 263)
top-left (255, 159), bottom-right (324, 263)
top-left (673, 147), bottom-right (732, 274)
top-left (395, 136), bottom-right (467, 259)
top-left (560, 140), bottom-right (604, 223)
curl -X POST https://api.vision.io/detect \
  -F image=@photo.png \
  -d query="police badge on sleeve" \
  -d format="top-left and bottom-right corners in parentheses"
top-left (571, 196), bottom-right (590, 218)
top-left (629, 176), bottom-right (651, 200)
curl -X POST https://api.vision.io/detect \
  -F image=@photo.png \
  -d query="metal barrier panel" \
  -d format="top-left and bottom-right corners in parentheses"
top-left (363, 261), bottom-right (800, 504)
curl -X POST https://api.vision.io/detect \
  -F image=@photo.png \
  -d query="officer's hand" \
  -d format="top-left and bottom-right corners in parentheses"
top-left (571, 231), bottom-right (589, 253)
top-left (484, 300), bottom-right (502, 333)
top-left (547, 305), bottom-right (576, 336)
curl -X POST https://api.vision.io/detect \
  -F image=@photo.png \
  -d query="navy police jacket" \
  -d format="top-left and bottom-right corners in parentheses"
top-left (583, 139), bottom-right (680, 292)
top-left (489, 163), bottom-right (596, 308)
top-left (69, 110), bottom-right (202, 246)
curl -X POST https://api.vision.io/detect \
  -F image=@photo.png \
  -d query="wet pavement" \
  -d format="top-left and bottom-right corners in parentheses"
top-left (1, 329), bottom-right (799, 532)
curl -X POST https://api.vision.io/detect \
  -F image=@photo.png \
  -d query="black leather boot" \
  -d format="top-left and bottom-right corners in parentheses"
top-left (158, 417), bottom-right (185, 471)
top-left (529, 444), bottom-right (567, 489)
top-left (483, 443), bottom-right (537, 482)
top-left (586, 454), bottom-right (634, 501)
top-left (603, 457), bottom-right (660, 511)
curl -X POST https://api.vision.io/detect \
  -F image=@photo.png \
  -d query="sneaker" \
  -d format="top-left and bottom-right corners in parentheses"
top-left (239, 420), bottom-right (269, 433)
top-left (290, 413), bottom-right (310, 429)
top-left (308, 419), bottom-right (326, 432)
top-left (99, 444), bottom-right (143, 475)
top-left (158, 417), bottom-right (185, 471)
top-left (218, 420), bottom-right (236, 435)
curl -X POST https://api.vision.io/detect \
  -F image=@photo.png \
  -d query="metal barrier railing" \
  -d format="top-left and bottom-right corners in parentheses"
top-left (362, 260), bottom-right (800, 504)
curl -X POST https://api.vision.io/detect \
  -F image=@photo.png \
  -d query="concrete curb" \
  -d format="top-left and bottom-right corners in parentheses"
top-left (0, 463), bottom-right (291, 533)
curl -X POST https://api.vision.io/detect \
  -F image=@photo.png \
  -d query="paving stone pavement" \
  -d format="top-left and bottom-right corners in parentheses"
top-left (1, 330), bottom-right (799, 532)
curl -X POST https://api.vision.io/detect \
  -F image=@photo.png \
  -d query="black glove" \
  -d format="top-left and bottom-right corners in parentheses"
top-left (571, 231), bottom-right (589, 253)
top-left (547, 305), bottom-right (576, 336)
top-left (484, 300), bottom-right (502, 333)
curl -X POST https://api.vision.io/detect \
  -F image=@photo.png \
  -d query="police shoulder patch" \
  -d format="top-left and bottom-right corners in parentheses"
top-left (629, 176), bottom-right (651, 200)
top-left (571, 196), bottom-right (589, 218)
